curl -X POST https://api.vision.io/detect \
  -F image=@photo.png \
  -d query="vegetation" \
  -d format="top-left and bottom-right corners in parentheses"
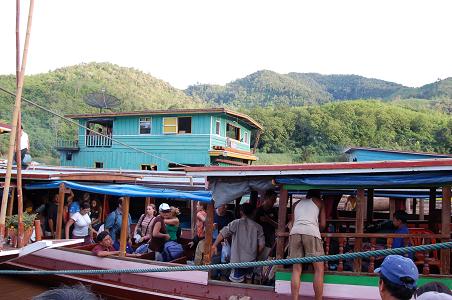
top-left (0, 63), bottom-right (451, 164)
top-left (6, 213), bottom-right (37, 229)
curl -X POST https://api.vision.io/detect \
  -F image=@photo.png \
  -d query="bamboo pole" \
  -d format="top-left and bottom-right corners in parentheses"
top-left (0, 0), bottom-right (35, 249)
top-left (56, 183), bottom-right (65, 239)
top-left (119, 197), bottom-right (130, 257)
top-left (203, 202), bottom-right (214, 265)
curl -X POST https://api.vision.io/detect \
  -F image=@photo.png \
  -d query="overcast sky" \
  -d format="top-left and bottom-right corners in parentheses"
top-left (0, 0), bottom-right (451, 89)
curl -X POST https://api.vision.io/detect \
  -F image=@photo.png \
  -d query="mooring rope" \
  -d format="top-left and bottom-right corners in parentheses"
top-left (1, 242), bottom-right (451, 275)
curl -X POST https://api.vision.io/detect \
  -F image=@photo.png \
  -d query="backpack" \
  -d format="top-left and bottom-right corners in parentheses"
top-left (162, 241), bottom-right (184, 262)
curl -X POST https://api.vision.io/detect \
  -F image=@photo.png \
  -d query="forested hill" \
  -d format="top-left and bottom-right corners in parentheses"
top-left (0, 62), bottom-right (203, 161)
top-left (186, 70), bottom-right (452, 107)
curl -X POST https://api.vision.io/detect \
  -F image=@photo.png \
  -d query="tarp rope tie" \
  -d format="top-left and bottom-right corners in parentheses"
top-left (1, 241), bottom-right (451, 275)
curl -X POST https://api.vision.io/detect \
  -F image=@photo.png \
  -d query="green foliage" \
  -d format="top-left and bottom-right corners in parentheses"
top-left (6, 213), bottom-right (37, 230)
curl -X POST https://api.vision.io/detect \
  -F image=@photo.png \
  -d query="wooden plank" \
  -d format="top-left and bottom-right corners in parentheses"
top-left (276, 187), bottom-right (288, 260)
top-left (429, 188), bottom-right (437, 231)
top-left (354, 189), bottom-right (365, 272)
top-left (119, 197), bottom-right (130, 257)
top-left (56, 183), bottom-right (65, 239)
top-left (203, 202), bottom-right (214, 265)
top-left (441, 186), bottom-right (451, 275)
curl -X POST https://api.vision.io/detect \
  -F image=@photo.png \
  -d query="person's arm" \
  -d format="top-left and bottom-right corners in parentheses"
top-left (260, 214), bottom-right (278, 228)
top-left (257, 225), bottom-right (265, 255)
top-left (104, 213), bottom-right (113, 233)
top-left (67, 189), bottom-right (74, 203)
top-left (65, 218), bottom-right (75, 239)
top-left (96, 250), bottom-right (120, 257)
top-left (134, 214), bottom-right (144, 236)
top-left (319, 201), bottom-right (326, 232)
top-left (164, 217), bottom-right (179, 226)
top-left (197, 212), bottom-right (206, 223)
top-left (152, 220), bottom-right (170, 239)
top-left (211, 233), bottom-right (224, 256)
top-left (48, 218), bottom-right (55, 238)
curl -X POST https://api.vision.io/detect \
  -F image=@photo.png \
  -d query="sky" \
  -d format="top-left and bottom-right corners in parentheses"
top-left (0, 0), bottom-right (451, 89)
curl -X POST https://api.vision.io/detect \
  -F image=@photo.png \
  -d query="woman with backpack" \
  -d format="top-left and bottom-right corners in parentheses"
top-left (133, 204), bottom-right (156, 244)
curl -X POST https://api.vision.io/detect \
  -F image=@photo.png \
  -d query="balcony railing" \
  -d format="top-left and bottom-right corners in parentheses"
top-left (55, 140), bottom-right (79, 151)
top-left (85, 134), bottom-right (112, 147)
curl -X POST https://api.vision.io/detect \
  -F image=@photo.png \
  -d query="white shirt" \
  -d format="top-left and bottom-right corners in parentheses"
top-left (290, 199), bottom-right (321, 239)
top-left (71, 212), bottom-right (91, 237)
top-left (20, 131), bottom-right (29, 150)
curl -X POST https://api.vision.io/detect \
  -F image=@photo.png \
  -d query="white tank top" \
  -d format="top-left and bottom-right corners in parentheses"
top-left (290, 199), bottom-right (321, 239)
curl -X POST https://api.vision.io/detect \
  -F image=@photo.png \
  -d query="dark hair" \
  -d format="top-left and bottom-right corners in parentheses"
top-left (81, 201), bottom-right (90, 210)
top-left (264, 190), bottom-right (277, 200)
top-left (240, 203), bottom-right (255, 217)
top-left (96, 231), bottom-right (110, 243)
top-left (394, 210), bottom-right (409, 223)
top-left (33, 284), bottom-right (99, 300)
top-left (380, 275), bottom-right (416, 300)
top-left (415, 281), bottom-right (452, 297)
top-left (306, 189), bottom-right (321, 199)
top-left (198, 201), bottom-right (207, 210)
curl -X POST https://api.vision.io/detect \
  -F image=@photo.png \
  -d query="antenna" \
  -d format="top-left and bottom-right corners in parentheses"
top-left (84, 88), bottom-right (121, 113)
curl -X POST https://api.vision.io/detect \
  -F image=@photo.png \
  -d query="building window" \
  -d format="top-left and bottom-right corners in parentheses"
top-left (178, 117), bottom-right (191, 134)
top-left (139, 117), bottom-right (151, 134)
top-left (95, 162), bottom-right (104, 168)
top-left (215, 120), bottom-right (221, 135)
top-left (66, 152), bottom-right (73, 161)
top-left (141, 164), bottom-right (157, 171)
top-left (244, 132), bottom-right (249, 144)
top-left (226, 123), bottom-right (240, 141)
top-left (163, 117), bottom-right (177, 134)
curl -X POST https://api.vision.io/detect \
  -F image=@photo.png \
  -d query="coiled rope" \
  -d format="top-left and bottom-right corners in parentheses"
top-left (1, 242), bottom-right (451, 275)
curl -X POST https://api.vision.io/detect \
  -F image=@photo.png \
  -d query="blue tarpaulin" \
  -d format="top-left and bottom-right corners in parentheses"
top-left (277, 171), bottom-right (452, 189)
top-left (25, 181), bottom-right (212, 202)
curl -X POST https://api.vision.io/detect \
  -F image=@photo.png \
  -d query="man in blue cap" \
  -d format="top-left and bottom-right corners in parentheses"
top-left (375, 255), bottom-right (419, 300)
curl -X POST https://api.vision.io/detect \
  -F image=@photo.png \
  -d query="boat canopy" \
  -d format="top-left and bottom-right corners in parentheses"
top-left (25, 180), bottom-right (212, 202)
top-left (276, 171), bottom-right (452, 189)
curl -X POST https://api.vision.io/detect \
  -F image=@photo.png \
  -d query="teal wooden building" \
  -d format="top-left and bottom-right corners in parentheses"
top-left (55, 108), bottom-right (263, 171)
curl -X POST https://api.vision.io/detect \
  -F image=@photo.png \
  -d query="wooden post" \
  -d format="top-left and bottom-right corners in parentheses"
top-left (429, 188), bottom-right (437, 232)
top-left (354, 189), bottom-right (365, 272)
top-left (0, 0), bottom-right (34, 249)
top-left (203, 201), bottom-right (214, 265)
top-left (276, 187), bottom-right (288, 259)
top-left (366, 189), bottom-right (374, 224)
top-left (191, 200), bottom-right (197, 238)
top-left (119, 196), bottom-right (130, 257)
top-left (34, 219), bottom-right (41, 241)
top-left (440, 186), bottom-right (451, 275)
top-left (389, 198), bottom-right (396, 219)
top-left (419, 199), bottom-right (425, 220)
top-left (101, 194), bottom-right (108, 222)
top-left (7, 187), bottom-right (16, 216)
top-left (56, 183), bottom-right (65, 239)
top-left (412, 198), bottom-right (417, 216)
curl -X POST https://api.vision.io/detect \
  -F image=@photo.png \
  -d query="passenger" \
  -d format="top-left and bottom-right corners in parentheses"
top-left (45, 193), bottom-right (59, 238)
top-left (90, 199), bottom-right (103, 231)
top-left (133, 204), bottom-right (156, 244)
top-left (149, 203), bottom-right (171, 261)
top-left (212, 203), bottom-right (265, 283)
top-left (392, 210), bottom-right (409, 249)
top-left (67, 189), bottom-right (81, 218)
top-left (113, 230), bottom-right (134, 255)
top-left (255, 190), bottom-right (278, 258)
top-left (211, 204), bottom-right (234, 279)
top-left (91, 231), bottom-right (120, 257)
top-left (288, 189), bottom-right (326, 300)
top-left (33, 284), bottom-right (100, 300)
top-left (164, 206), bottom-right (180, 242)
top-left (415, 282), bottom-right (452, 299)
top-left (104, 197), bottom-right (132, 243)
top-left (65, 201), bottom-right (95, 244)
top-left (375, 255), bottom-right (419, 300)
top-left (193, 201), bottom-right (208, 265)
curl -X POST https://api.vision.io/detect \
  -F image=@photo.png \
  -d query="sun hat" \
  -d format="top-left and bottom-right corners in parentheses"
top-left (159, 203), bottom-right (171, 212)
top-left (374, 255), bottom-right (419, 289)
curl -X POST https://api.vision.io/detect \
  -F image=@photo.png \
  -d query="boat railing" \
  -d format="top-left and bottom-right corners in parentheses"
top-left (85, 134), bottom-right (112, 147)
top-left (55, 139), bottom-right (79, 151)
top-left (277, 232), bottom-right (450, 275)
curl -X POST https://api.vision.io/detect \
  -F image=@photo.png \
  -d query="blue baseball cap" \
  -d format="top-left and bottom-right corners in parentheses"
top-left (374, 255), bottom-right (419, 289)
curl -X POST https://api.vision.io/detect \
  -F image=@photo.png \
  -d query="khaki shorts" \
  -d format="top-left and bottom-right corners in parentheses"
top-left (288, 234), bottom-right (324, 258)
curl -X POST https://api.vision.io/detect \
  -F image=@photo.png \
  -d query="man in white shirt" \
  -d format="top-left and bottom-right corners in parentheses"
top-left (14, 125), bottom-right (30, 168)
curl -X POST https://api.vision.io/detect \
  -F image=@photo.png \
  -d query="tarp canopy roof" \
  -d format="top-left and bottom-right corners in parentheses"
top-left (276, 171), bottom-right (452, 189)
top-left (25, 180), bottom-right (212, 202)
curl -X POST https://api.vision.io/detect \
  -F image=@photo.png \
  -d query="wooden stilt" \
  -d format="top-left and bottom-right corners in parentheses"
top-left (119, 196), bottom-right (130, 257)
top-left (276, 186), bottom-right (288, 260)
top-left (440, 186), bottom-right (451, 275)
top-left (7, 187), bottom-right (16, 217)
top-left (203, 202), bottom-right (214, 265)
top-left (0, 0), bottom-right (35, 249)
top-left (56, 183), bottom-right (65, 239)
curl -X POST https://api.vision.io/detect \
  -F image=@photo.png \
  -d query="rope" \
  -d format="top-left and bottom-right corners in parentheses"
top-left (0, 86), bottom-right (190, 167)
top-left (1, 241), bottom-right (450, 276)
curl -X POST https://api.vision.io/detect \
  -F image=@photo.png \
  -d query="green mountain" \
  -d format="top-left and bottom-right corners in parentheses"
top-left (186, 71), bottom-right (452, 108)
top-left (0, 62), bottom-right (204, 162)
